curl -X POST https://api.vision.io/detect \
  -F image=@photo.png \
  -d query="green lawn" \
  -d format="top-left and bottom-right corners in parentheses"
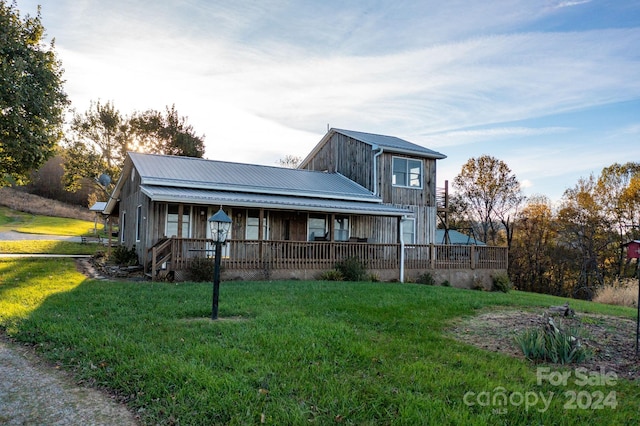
top-left (1, 258), bottom-right (637, 425)
top-left (0, 206), bottom-right (97, 236)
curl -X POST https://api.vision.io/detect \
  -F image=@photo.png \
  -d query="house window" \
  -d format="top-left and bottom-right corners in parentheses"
top-left (392, 157), bottom-right (422, 188)
top-left (308, 214), bottom-right (327, 241)
top-left (334, 216), bottom-right (350, 241)
top-left (166, 204), bottom-right (191, 237)
top-left (402, 218), bottom-right (416, 244)
top-left (120, 211), bottom-right (126, 243)
top-left (246, 210), bottom-right (268, 240)
top-left (135, 205), bottom-right (142, 242)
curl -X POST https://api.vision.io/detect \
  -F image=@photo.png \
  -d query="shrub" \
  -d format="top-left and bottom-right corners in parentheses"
top-left (416, 272), bottom-right (436, 285)
top-left (335, 257), bottom-right (366, 281)
top-left (492, 272), bottom-right (513, 293)
top-left (367, 272), bottom-right (380, 282)
top-left (514, 318), bottom-right (591, 364)
top-left (110, 245), bottom-right (138, 266)
top-left (187, 257), bottom-right (215, 282)
top-left (441, 280), bottom-right (451, 287)
top-left (593, 279), bottom-right (638, 307)
top-left (318, 269), bottom-right (344, 281)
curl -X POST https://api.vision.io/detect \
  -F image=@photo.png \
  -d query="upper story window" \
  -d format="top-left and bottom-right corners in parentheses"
top-left (392, 157), bottom-right (422, 188)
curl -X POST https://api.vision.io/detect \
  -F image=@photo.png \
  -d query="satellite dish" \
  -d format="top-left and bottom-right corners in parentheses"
top-left (98, 173), bottom-right (111, 187)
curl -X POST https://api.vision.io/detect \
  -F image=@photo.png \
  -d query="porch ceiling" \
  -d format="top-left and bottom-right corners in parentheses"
top-left (140, 185), bottom-right (413, 217)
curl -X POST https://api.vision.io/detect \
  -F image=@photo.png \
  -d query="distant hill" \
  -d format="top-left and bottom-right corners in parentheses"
top-left (0, 187), bottom-right (94, 221)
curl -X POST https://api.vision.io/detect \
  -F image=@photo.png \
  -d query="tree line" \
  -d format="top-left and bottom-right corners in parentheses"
top-left (0, 1), bottom-right (205, 202)
top-left (450, 156), bottom-right (640, 300)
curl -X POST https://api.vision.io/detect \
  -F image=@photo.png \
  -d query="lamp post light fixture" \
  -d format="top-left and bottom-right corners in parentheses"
top-left (208, 207), bottom-right (232, 320)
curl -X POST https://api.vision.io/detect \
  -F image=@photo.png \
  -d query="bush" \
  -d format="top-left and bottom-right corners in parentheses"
top-left (110, 245), bottom-right (138, 266)
top-left (416, 272), bottom-right (436, 285)
top-left (318, 269), bottom-right (344, 281)
top-left (492, 272), bottom-right (513, 293)
top-left (593, 279), bottom-right (638, 307)
top-left (441, 280), bottom-right (451, 287)
top-left (514, 318), bottom-right (591, 364)
top-left (187, 257), bottom-right (215, 282)
top-left (335, 257), bottom-right (366, 281)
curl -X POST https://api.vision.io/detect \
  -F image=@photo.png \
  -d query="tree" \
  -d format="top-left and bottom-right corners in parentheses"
top-left (68, 100), bottom-right (130, 170)
top-left (277, 155), bottom-right (302, 168)
top-left (452, 155), bottom-right (524, 247)
top-left (556, 175), bottom-right (613, 299)
top-left (596, 162), bottom-right (640, 276)
top-left (129, 105), bottom-right (205, 157)
top-left (0, 1), bottom-right (68, 184)
top-left (510, 196), bottom-right (559, 294)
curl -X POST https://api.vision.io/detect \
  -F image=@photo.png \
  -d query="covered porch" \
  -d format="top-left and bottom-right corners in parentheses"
top-left (148, 238), bottom-right (508, 283)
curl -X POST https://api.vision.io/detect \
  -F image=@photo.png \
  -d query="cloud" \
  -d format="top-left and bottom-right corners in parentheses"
top-left (423, 126), bottom-right (572, 147)
top-left (553, 1), bottom-right (592, 9)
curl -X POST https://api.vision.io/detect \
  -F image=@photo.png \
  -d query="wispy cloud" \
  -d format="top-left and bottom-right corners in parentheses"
top-left (553, 1), bottom-right (592, 9)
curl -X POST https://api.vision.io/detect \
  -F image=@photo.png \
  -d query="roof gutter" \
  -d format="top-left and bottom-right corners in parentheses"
top-left (372, 145), bottom-right (383, 197)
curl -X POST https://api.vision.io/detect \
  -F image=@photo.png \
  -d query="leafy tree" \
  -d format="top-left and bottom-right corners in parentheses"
top-left (510, 196), bottom-right (558, 294)
top-left (129, 105), bottom-right (205, 157)
top-left (452, 155), bottom-right (523, 247)
top-left (556, 175), bottom-right (613, 299)
top-left (68, 100), bottom-right (130, 170)
top-left (0, 1), bottom-right (68, 184)
top-left (596, 162), bottom-right (640, 276)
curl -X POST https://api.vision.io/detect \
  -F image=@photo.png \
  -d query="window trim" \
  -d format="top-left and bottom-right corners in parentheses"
top-left (308, 214), bottom-right (327, 241)
top-left (402, 218), bottom-right (416, 244)
top-left (135, 205), bottom-right (142, 242)
top-left (246, 210), bottom-right (268, 240)
top-left (392, 156), bottom-right (423, 189)
top-left (120, 211), bottom-right (126, 243)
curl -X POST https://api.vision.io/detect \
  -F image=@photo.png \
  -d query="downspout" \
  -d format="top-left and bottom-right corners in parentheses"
top-left (399, 216), bottom-right (406, 283)
top-left (372, 145), bottom-right (383, 196)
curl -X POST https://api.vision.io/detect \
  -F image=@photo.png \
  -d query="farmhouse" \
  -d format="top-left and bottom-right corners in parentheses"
top-left (102, 128), bottom-right (507, 284)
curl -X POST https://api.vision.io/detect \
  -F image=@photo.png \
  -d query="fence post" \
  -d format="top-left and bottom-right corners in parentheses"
top-left (470, 245), bottom-right (476, 269)
top-left (429, 244), bottom-right (435, 269)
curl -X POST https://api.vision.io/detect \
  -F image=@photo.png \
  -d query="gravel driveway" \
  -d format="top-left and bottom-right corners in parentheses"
top-left (1, 233), bottom-right (138, 425)
top-left (0, 337), bottom-right (138, 426)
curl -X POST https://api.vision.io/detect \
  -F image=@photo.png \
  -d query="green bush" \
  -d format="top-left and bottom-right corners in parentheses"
top-left (416, 272), bottom-right (436, 285)
top-left (441, 280), bottom-right (451, 287)
top-left (110, 245), bottom-right (138, 266)
top-left (514, 319), bottom-right (591, 364)
top-left (492, 272), bottom-right (513, 293)
top-left (187, 257), bottom-right (215, 282)
top-left (335, 257), bottom-right (366, 281)
top-left (318, 269), bottom-right (344, 281)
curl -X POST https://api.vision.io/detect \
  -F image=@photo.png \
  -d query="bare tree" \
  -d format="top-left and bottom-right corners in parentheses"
top-left (277, 155), bottom-right (302, 169)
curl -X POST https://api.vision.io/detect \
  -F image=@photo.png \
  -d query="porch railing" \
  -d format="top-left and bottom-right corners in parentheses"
top-left (148, 238), bottom-right (508, 279)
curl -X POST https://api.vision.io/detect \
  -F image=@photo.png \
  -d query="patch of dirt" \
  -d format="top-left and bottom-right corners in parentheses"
top-left (449, 308), bottom-right (640, 381)
top-left (0, 335), bottom-right (138, 425)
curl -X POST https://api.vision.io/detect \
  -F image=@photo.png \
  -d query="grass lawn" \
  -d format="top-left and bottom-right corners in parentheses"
top-left (0, 206), bottom-right (97, 236)
top-left (1, 258), bottom-right (638, 425)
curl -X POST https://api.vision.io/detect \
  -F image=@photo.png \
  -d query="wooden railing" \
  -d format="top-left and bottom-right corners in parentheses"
top-left (147, 238), bottom-right (508, 279)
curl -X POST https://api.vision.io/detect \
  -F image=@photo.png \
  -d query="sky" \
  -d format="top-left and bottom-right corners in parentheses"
top-left (16, 0), bottom-right (640, 202)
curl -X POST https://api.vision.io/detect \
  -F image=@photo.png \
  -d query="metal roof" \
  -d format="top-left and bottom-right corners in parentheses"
top-left (435, 229), bottom-right (486, 245)
top-left (130, 152), bottom-right (378, 202)
top-left (140, 186), bottom-right (413, 217)
top-left (333, 129), bottom-right (446, 159)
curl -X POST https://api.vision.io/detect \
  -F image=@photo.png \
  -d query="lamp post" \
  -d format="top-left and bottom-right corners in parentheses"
top-left (208, 208), bottom-right (232, 320)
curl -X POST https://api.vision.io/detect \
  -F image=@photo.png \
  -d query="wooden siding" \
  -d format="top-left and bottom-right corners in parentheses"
top-left (377, 153), bottom-right (436, 206)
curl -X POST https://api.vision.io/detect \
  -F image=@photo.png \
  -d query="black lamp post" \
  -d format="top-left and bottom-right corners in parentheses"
top-left (208, 208), bottom-right (232, 320)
